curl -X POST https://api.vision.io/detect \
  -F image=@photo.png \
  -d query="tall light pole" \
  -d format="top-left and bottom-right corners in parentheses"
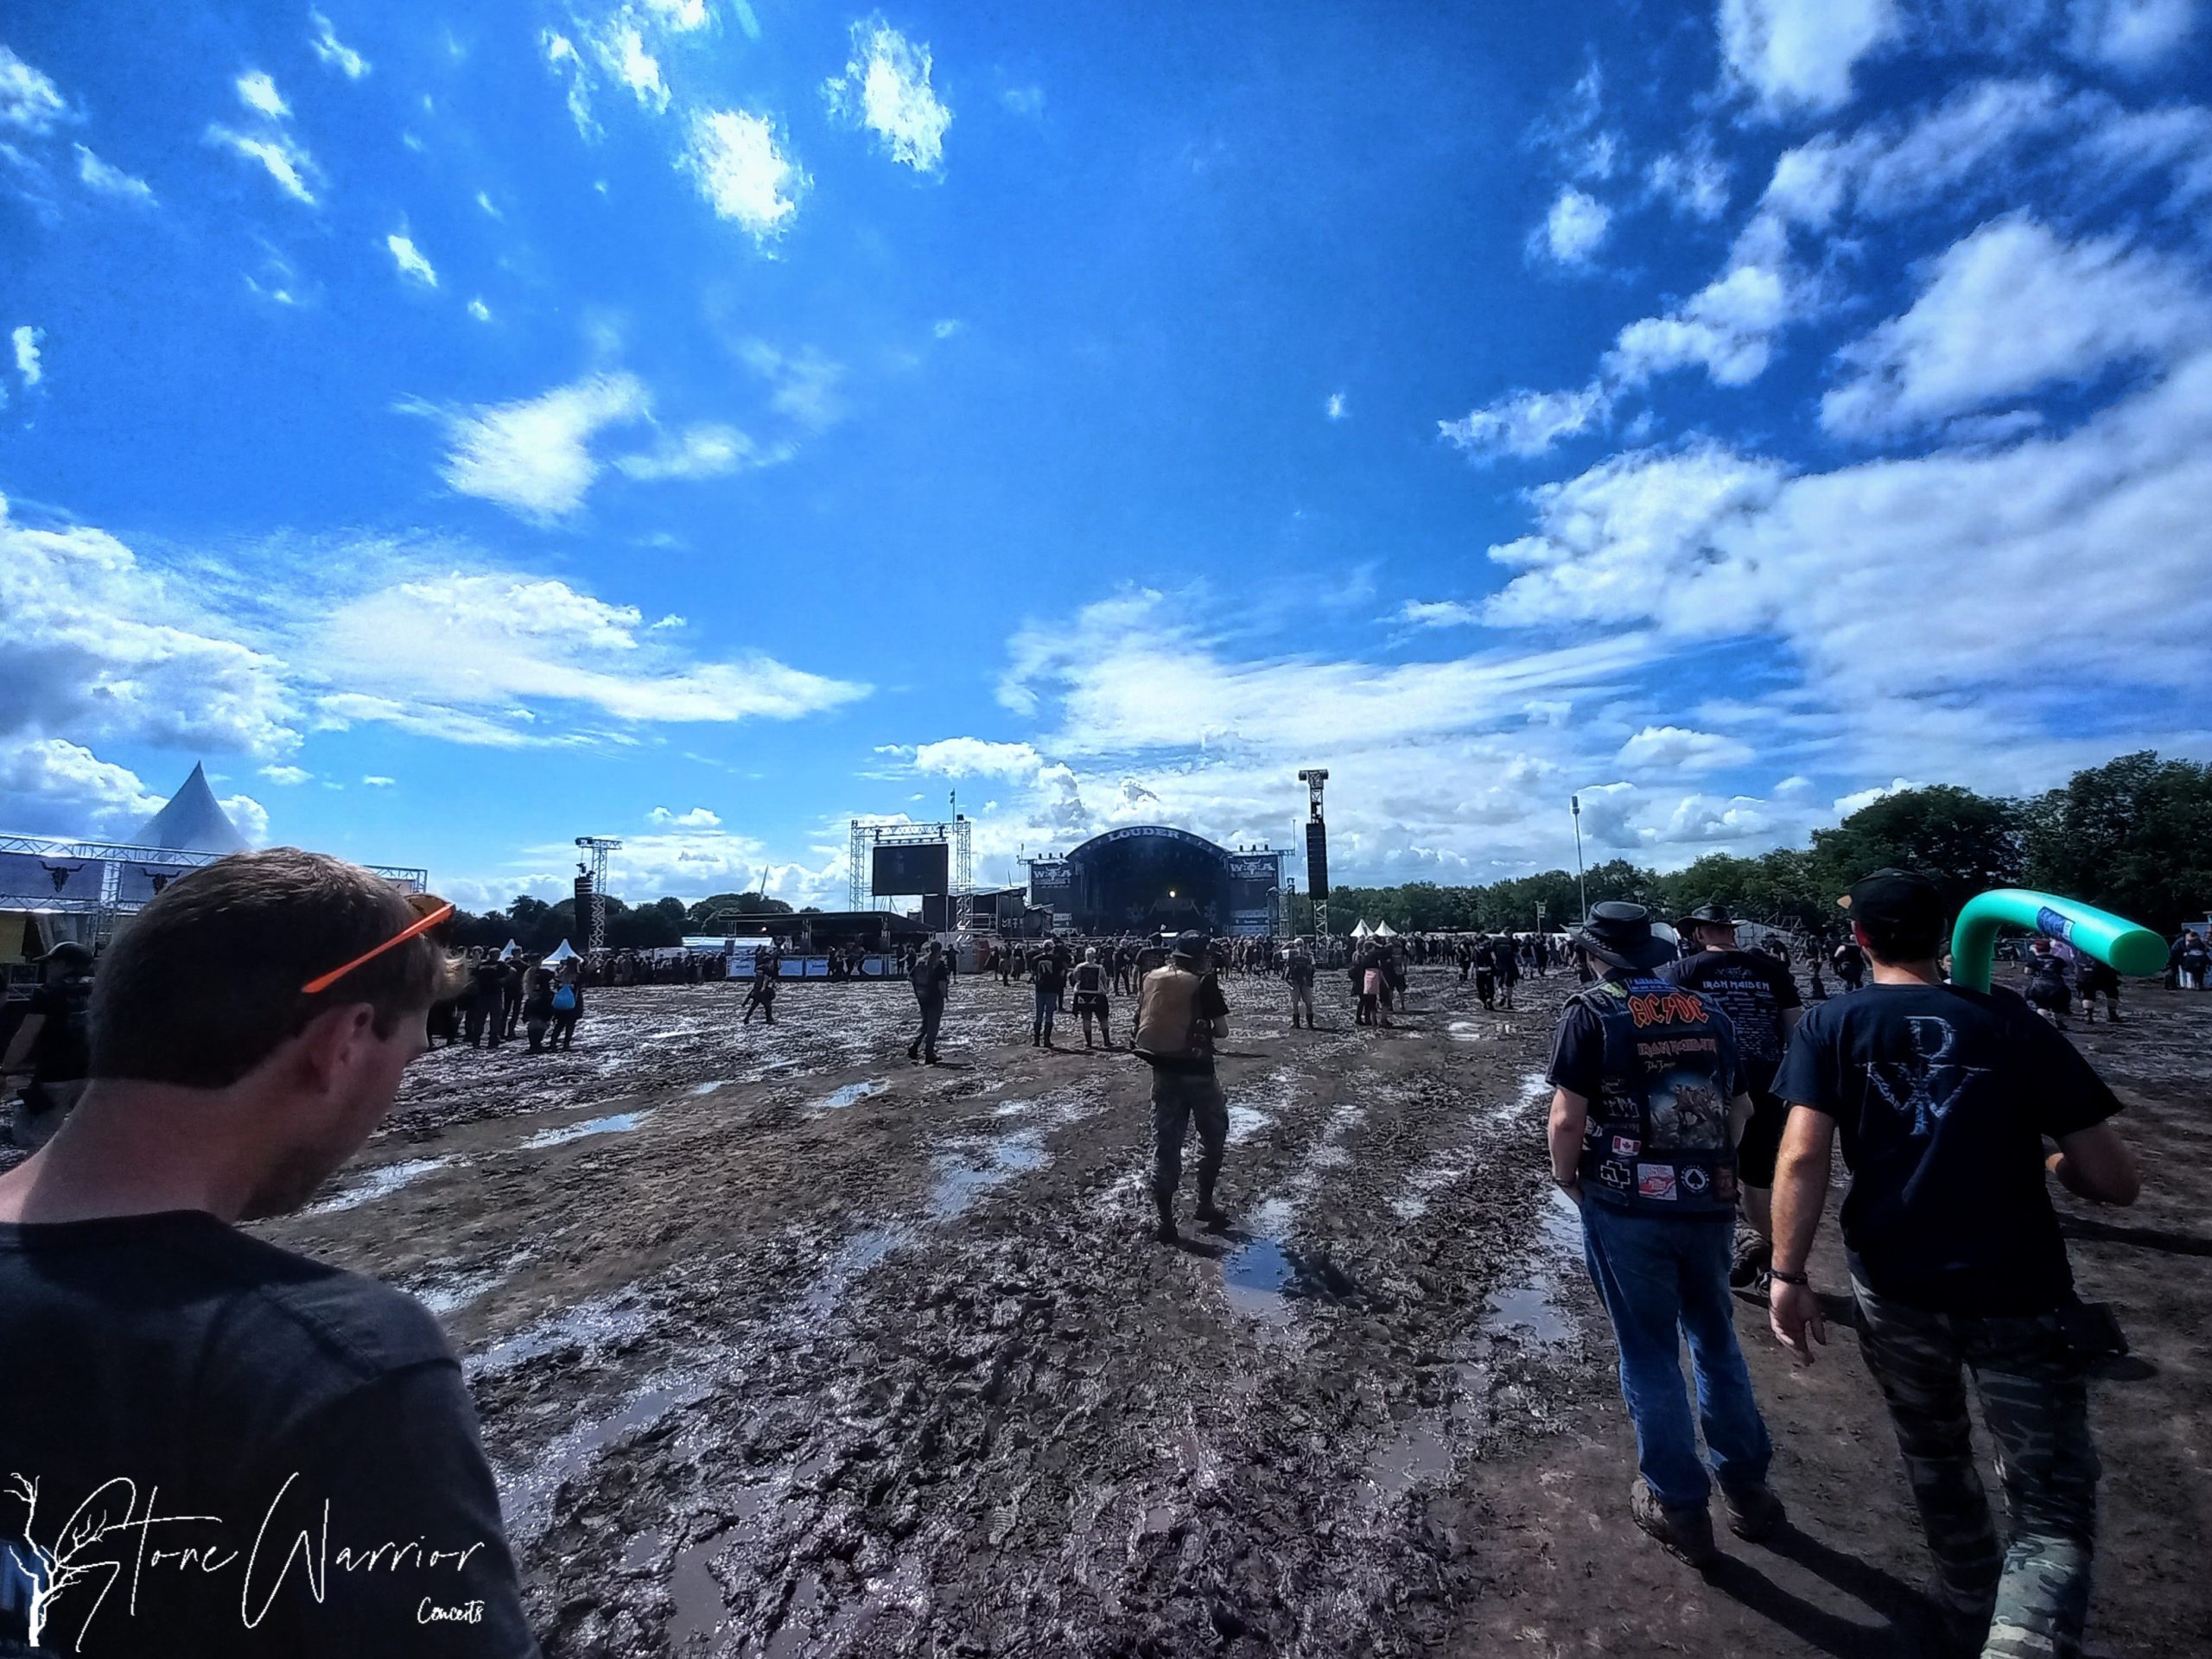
top-left (1570, 796), bottom-right (1587, 924)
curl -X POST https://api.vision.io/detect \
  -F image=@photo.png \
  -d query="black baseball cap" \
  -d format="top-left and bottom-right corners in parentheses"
top-left (35, 940), bottom-right (93, 970)
top-left (1837, 868), bottom-right (1943, 931)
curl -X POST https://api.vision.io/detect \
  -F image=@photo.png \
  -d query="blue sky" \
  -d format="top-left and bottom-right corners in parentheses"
top-left (3, 0), bottom-right (2208, 910)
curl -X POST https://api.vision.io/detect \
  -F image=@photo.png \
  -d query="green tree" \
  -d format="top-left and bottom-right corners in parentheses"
top-left (1808, 785), bottom-right (2024, 916)
top-left (2024, 752), bottom-right (2212, 936)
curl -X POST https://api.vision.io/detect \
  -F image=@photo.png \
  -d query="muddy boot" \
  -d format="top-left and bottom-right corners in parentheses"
top-left (1194, 1179), bottom-right (1230, 1233)
top-left (1719, 1482), bottom-right (1786, 1543)
top-left (1154, 1192), bottom-right (1179, 1245)
top-left (1630, 1479), bottom-right (1716, 1568)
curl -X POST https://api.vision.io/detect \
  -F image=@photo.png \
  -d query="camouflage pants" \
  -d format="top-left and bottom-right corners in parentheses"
top-left (1151, 1068), bottom-right (1228, 1203)
top-left (1852, 1279), bottom-right (2100, 1658)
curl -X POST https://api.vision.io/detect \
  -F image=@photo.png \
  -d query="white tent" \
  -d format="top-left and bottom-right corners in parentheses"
top-left (1350, 920), bottom-right (1372, 939)
top-left (1372, 920), bottom-right (1397, 938)
top-left (496, 939), bottom-right (519, 962)
top-left (543, 939), bottom-right (581, 965)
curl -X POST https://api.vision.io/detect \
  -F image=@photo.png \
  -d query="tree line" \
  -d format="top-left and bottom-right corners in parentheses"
top-left (447, 889), bottom-right (796, 955)
top-left (1300, 752), bottom-right (2212, 941)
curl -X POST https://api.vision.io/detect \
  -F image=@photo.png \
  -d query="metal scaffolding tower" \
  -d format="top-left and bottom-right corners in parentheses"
top-left (1297, 767), bottom-right (1331, 938)
top-left (575, 836), bottom-right (621, 952)
top-left (848, 818), bottom-right (973, 925)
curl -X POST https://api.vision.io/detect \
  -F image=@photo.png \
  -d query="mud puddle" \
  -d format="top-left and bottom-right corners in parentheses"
top-left (521, 1109), bottom-right (655, 1149)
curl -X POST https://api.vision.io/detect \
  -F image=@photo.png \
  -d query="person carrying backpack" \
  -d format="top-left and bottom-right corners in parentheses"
top-left (550, 963), bottom-right (583, 1049)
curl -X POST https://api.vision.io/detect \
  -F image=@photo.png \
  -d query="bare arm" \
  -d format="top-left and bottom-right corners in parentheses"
top-left (2048, 1122), bottom-right (2140, 1206)
top-left (1768, 1106), bottom-right (1836, 1363)
top-left (1548, 1087), bottom-right (1589, 1196)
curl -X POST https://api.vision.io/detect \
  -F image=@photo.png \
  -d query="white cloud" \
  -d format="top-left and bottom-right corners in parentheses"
top-left (315, 570), bottom-right (871, 736)
top-left (0, 498), bottom-right (296, 757)
top-left (592, 22), bottom-right (668, 113)
top-left (73, 145), bottom-right (155, 204)
top-left (613, 423), bottom-right (790, 481)
top-left (543, 31), bottom-right (597, 141)
top-left (681, 109), bottom-right (808, 244)
top-left (236, 71), bottom-right (289, 119)
top-left (12, 325), bottom-right (41, 388)
top-left (1616, 725), bottom-right (1757, 772)
top-left (204, 125), bottom-right (320, 203)
top-left (1648, 140), bottom-right (1731, 219)
top-left (1396, 600), bottom-right (1484, 628)
top-left (385, 232), bottom-right (437, 287)
top-left (824, 16), bottom-right (952, 174)
top-left (1325, 391), bottom-right (1348, 421)
top-left (736, 340), bottom-right (843, 429)
top-left (0, 738), bottom-right (162, 836)
top-left (467, 296), bottom-right (491, 322)
top-left (476, 189), bottom-right (501, 218)
top-left (361, 774), bottom-right (396, 787)
top-left (1718, 0), bottom-right (1900, 117)
top-left (0, 46), bottom-right (66, 135)
top-left (1001, 85), bottom-right (1044, 117)
top-left (1535, 186), bottom-right (1611, 264)
top-left (2066, 0), bottom-right (2199, 69)
top-left (1439, 383), bottom-right (1611, 461)
top-left (425, 372), bottom-right (651, 521)
top-left (259, 764), bottom-right (313, 785)
top-left (648, 804), bottom-right (721, 828)
top-left (1834, 778), bottom-right (1919, 816)
top-left (309, 10), bottom-right (371, 79)
top-left (911, 738), bottom-right (1052, 779)
top-left (1822, 216), bottom-right (2212, 438)
top-left (1608, 262), bottom-right (1795, 388)
top-left (642, 0), bottom-right (711, 29)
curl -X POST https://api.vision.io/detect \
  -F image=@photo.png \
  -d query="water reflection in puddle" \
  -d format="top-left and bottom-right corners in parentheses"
top-left (521, 1109), bottom-right (653, 1149)
top-left (927, 1131), bottom-right (1047, 1218)
top-left (1223, 1236), bottom-right (1295, 1321)
top-left (307, 1157), bottom-right (449, 1214)
top-left (1225, 1105), bottom-right (1269, 1144)
top-left (813, 1077), bottom-right (889, 1113)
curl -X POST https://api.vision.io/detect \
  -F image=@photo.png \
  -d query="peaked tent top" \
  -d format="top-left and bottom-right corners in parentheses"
top-left (132, 763), bottom-right (251, 855)
top-left (1372, 920), bottom-right (1397, 937)
top-left (543, 939), bottom-right (581, 964)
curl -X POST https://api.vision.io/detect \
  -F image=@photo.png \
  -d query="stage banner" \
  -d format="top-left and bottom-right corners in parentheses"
top-left (1227, 852), bottom-right (1282, 937)
top-left (1027, 859), bottom-right (1073, 912)
top-left (115, 862), bottom-right (191, 906)
top-left (0, 852), bottom-right (105, 907)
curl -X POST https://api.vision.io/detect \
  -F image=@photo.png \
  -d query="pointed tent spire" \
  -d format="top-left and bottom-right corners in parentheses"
top-left (132, 763), bottom-right (251, 855)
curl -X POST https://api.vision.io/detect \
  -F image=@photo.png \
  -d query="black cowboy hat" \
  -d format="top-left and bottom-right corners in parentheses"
top-left (1573, 902), bottom-right (1677, 972)
top-left (1680, 899), bottom-right (1737, 927)
top-left (1173, 930), bottom-right (1211, 964)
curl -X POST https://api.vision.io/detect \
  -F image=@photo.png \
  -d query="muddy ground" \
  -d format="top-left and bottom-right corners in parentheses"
top-left (259, 964), bottom-right (2212, 1657)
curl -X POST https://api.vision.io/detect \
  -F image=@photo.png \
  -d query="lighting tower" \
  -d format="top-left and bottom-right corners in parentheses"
top-left (575, 836), bottom-right (622, 953)
top-left (1297, 768), bottom-right (1331, 938)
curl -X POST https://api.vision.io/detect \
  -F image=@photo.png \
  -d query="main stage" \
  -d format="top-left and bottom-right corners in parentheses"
top-left (1027, 826), bottom-right (1284, 937)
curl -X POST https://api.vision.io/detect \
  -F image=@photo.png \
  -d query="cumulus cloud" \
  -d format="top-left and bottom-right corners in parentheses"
top-left (1326, 391), bottom-right (1348, 420)
top-left (1534, 186), bottom-right (1611, 264)
top-left (236, 71), bottom-right (289, 119)
top-left (648, 805), bottom-right (721, 827)
top-left (681, 109), bottom-right (809, 244)
top-left (1607, 262), bottom-right (1796, 389)
top-left (385, 232), bottom-right (437, 287)
top-left (1439, 383), bottom-right (1611, 461)
top-left (423, 372), bottom-right (651, 520)
top-left (73, 145), bottom-right (155, 204)
top-left (1718, 0), bottom-right (1900, 117)
top-left (1648, 139), bottom-right (1731, 219)
top-left (467, 297), bottom-right (491, 322)
top-left (824, 16), bottom-right (952, 174)
top-left (592, 20), bottom-right (668, 113)
top-left (911, 738), bottom-right (1052, 779)
top-left (1617, 725), bottom-right (1757, 772)
top-left (0, 46), bottom-right (66, 135)
top-left (309, 10), bottom-right (371, 79)
top-left (0, 738), bottom-right (162, 836)
top-left (259, 764), bottom-right (312, 785)
top-left (1822, 215), bottom-right (2212, 438)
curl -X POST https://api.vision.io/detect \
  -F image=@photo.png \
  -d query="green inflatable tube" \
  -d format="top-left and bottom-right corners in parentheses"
top-left (1949, 888), bottom-right (2168, 993)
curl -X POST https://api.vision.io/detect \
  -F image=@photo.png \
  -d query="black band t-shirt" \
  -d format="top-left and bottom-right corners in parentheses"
top-left (1772, 981), bottom-right (2120, 1316)
top-left (1658, 948), bottom-right (1800, 1092)
top-left (0, 1211), bottom-right (537, 1656)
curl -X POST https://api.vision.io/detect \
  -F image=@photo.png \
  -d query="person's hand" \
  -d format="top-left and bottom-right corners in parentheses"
top-left (1553, 1175), bottom-right (1581, 1204)
top-left (1769, 1279), bottom-right (1827, 1364)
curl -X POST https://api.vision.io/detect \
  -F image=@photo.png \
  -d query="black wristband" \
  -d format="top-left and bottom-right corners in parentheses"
top-left (1770, 1267), bottom-right (1809, 1287)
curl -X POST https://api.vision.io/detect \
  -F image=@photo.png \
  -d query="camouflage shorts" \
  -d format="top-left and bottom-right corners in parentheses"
top-left (1851, 1278), bottom-right (2100, 1658)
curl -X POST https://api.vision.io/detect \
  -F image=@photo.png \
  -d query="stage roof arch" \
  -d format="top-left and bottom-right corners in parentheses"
top-left (1030, 825), bottom-right (1285, 937)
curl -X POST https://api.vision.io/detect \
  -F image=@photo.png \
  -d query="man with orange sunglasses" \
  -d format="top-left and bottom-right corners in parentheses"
top-left (0, 849), bottom-right (538, 1656)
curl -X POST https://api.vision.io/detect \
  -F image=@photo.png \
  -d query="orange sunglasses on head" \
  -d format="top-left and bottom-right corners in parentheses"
top-left (302, 898), bottom-right (456, 995)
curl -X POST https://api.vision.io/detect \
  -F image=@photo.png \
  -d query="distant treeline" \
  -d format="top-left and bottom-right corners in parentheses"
top-left (446, 889), bottom-right (796, 955)
top-left (1295, 752), bottom-right (2212, 940)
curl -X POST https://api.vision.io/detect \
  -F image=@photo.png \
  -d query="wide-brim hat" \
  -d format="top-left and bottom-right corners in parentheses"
top-left (1680, 899), bottom-right (1736, 927)
top-left (1573, 901), bottom-right (1676, 972)
top-left (1173, 930), bottom-right (1211, 963)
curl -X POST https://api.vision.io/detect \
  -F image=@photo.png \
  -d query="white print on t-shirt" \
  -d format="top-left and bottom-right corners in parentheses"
top-left (1862, 1015), bottom-right (1989, 1139)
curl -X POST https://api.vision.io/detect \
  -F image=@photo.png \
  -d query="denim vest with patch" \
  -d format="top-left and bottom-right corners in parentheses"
top-left (1573, 975), bottom-right (1738, 1218)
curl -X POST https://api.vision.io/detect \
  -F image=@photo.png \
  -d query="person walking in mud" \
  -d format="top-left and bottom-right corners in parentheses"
top-left (1768, 868), bottom-right (2139, 1656)
top-left (1135, 931), bottom-right (1232, 1244)
top-left (1474, 938), bottom-right (1497, 1011)
top-left (1030, 940), bottom-right (1067, 1048)
top-left (741, 953), bottom-right (779, 1025)
top-left (1070, 946), bottom-right (1112, 1050)
top-left (550, 959), bottom-right (583, 1049)
top-left (1546, 902), bottom-right (1782, 1567)
top-left (908, 939), bottom-right (953, 1065)
top-left (1287, 937), bottom-right (1317, 1030)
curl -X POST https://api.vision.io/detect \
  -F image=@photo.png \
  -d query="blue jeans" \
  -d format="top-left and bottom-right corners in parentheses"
top-left (1033, 985), bottom-right (1056, 1038)
top-left (1579, 1198), bottom-right (1772, 1509)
